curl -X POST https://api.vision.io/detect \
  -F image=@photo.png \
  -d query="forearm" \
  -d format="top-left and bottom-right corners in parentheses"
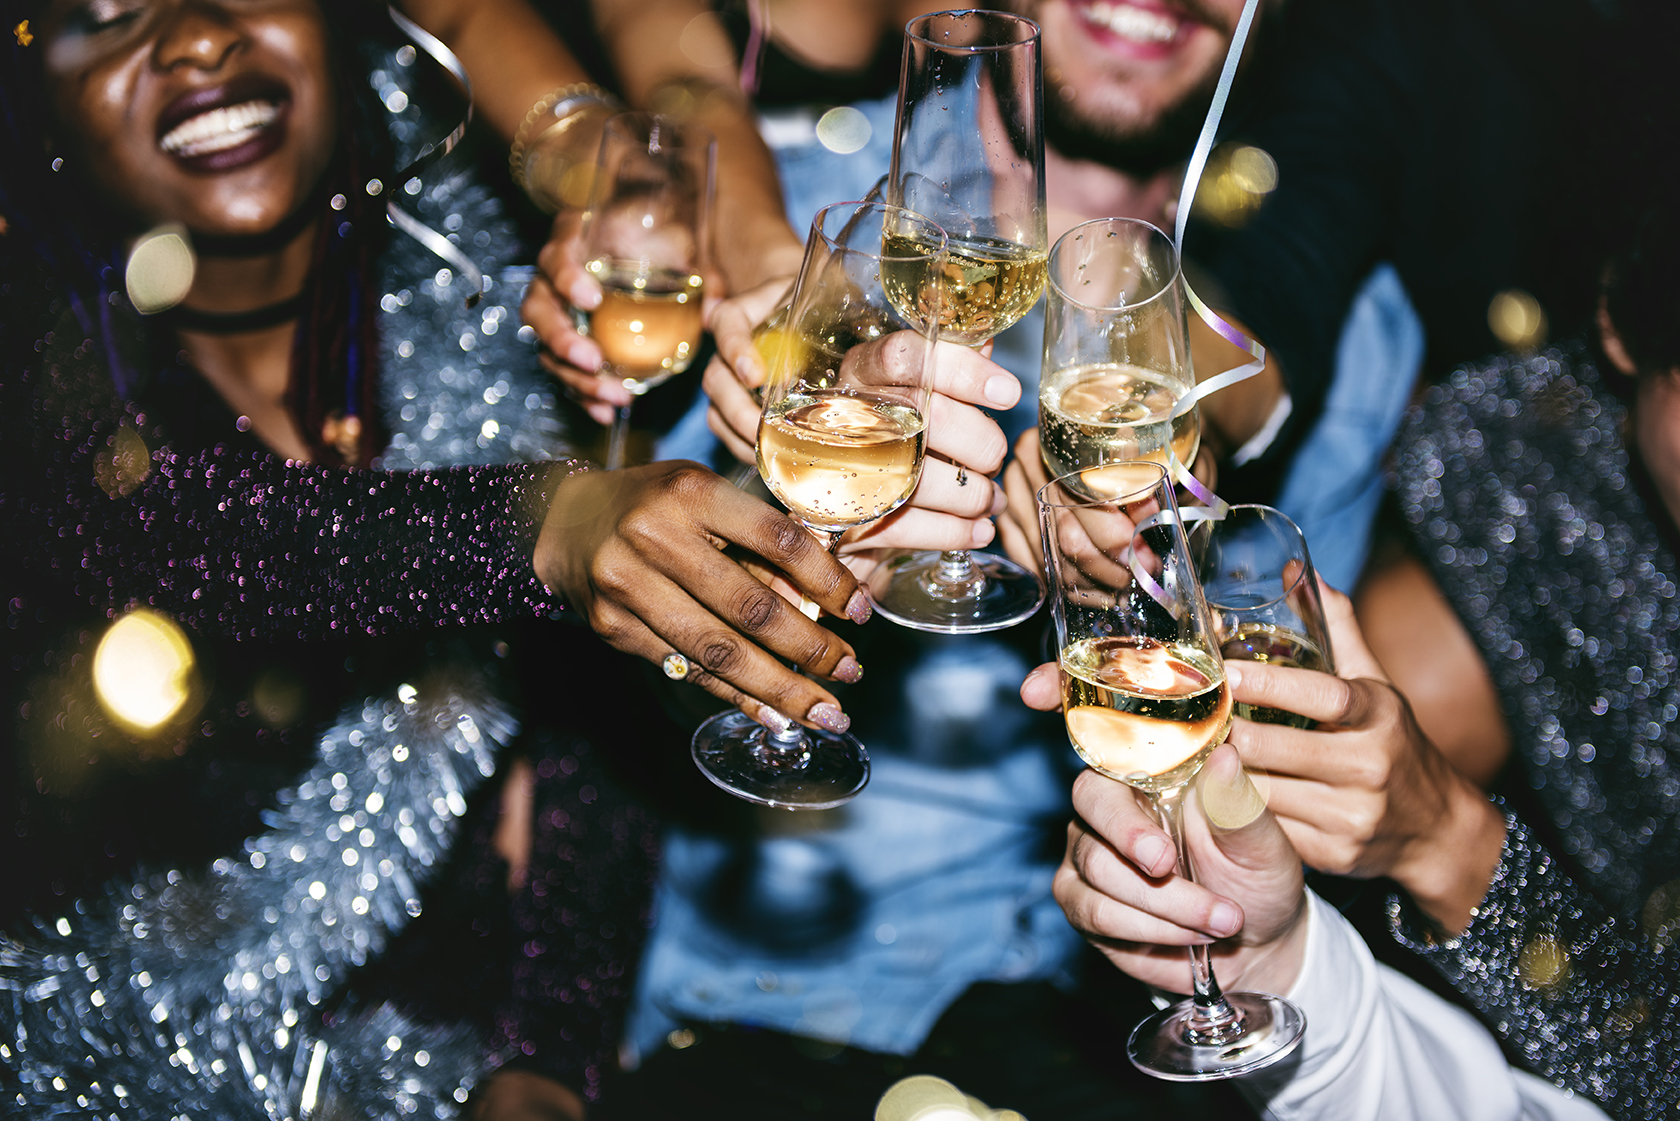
top-left (397, 0), bottom-right (592, 142)
top-left (1391, 773), bottom-right (1508, 935)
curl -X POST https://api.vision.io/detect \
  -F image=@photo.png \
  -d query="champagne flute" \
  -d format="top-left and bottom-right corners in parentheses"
top-left (1040, 217), bottom-right (1199, 501)
top-left (691, 201), bottom-right (946, 809)
top-left (574, 112), bottom-right (715, 469)
top-left (1196, 505), bottom-right (1334, 727)
top-left (868, 8), bottom-right (1049, 634)
top-left (1037, 461), bottom-right (1306, 1080)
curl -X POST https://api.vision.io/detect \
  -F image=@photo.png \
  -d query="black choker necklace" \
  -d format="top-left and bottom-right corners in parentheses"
top-left (166, 291), bottom-right (309, 334)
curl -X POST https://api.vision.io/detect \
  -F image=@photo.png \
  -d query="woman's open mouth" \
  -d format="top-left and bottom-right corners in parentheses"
top-left (156, 75), bottom-right (292, 173)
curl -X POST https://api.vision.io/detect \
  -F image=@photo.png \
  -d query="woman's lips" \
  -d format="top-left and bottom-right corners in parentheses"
top-left (156, 74), bottom-right (292, 174)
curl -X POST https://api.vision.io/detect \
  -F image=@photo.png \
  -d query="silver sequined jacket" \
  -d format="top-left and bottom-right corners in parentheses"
top-left (1393, 346), bottom-right (1680, 1121)
top-left (0, 50), bottom-right (594, 1119)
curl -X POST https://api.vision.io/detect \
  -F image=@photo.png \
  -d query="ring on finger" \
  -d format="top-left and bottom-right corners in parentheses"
top-left (661, 653), bottom-right (691, 681)
top-left (956, 467), bottom-right (969, 487)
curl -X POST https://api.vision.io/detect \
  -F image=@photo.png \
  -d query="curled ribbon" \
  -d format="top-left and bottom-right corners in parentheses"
top-left (383, 5), bottom-right (485, 307)
top-left (1159, 0), bottom-right (1266, 519)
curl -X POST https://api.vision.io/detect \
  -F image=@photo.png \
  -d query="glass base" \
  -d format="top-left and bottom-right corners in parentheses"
top-left (1127, 992), bottom-right (1306, 1082)
top-left (866, 549), bottom-right (1044, 634)
top-left (692, 711), bottom-right (869, 810)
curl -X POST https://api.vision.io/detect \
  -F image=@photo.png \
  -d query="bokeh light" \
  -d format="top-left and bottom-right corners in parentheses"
top-left (1487, 288), bottom-right (1548, 350)
top-left (1517, 933), bottom-right (1570, 994)
top-left (817, 107), bottom-right (872, 155)
top-left (125, 224), bottom-right (196, 315)
top-left (94, 425), bottom-right (152, 498)
top-left (92, 609), bottom-right (198, 734)
top-left (1192, 143), bottom-right (1279, 228)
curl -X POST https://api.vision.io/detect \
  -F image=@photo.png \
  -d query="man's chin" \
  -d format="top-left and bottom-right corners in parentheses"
top-left (1043, 77), bottom-right (1217, 178)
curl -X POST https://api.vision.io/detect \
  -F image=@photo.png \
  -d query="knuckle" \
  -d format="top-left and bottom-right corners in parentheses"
top-left (760, 513), bottom-right (810, 566)
top-left (698, 635), bottom-right (744, 675)
top-left (732, 585), bottom-right (782, 634)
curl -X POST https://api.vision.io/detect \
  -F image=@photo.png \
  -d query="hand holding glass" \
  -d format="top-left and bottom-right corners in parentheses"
top-left (1038, 461), bottom-right (1306, 1080)
top-left (690, 201), bottom-right (946, 809)
top-left (574, 112), bottom-right (715, 468)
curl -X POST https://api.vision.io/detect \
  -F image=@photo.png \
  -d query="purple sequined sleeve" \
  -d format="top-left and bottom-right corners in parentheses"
top-left (3, 303), bottom-right (591, 641)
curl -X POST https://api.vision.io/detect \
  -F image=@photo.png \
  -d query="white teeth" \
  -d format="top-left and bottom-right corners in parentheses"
top-left (160, 100), bottom-right (280, 157)
top-left (1083, 1), bottom-right (1181, 44)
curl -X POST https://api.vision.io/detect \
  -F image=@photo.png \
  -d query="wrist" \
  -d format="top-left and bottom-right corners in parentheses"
top-left (1395, 777), bottom-right (1507, 935)
top-left (531, 459), bottom-right (599, 594)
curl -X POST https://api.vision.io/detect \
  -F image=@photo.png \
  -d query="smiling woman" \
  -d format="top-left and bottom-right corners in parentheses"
top-left (0, 0), bottom-right (873, 1118)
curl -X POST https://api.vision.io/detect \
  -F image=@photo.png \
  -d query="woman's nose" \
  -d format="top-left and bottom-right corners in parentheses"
top-left (152, 1), bottom-right (245, 73)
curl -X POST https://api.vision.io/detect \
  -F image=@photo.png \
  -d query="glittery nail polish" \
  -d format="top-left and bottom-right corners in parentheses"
top-left (834, 656), bottom-right (863, 684)
top-left (807, 702), bottom-right (850, 733)
top-left (846, 590), bottom-right (873, 626)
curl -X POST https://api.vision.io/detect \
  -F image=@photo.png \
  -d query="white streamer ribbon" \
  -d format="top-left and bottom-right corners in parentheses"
top-left (1161, 0), bottom-right (1266, 517)
top-left (382, 5), bottom-right (486, 306)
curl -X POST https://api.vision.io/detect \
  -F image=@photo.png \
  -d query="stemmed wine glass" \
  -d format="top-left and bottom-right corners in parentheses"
top-left (1040, 217), bottom-right (1200, 500)
top-left (574, 112), bottom-right (716, 469)
top-left (1037, 461), bottom-right (1306, 1080)
top-left (690, 201), bottom-right (947, 809)
top-left (1195, 504), bottom-right (1335, 727)
top-left (868, 9), bottom-right (1050, 634)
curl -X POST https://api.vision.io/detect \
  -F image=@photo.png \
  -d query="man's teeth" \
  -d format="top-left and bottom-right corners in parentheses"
top-left (1084, 1), bottom-right (1181, 43)
top-left (160, 100), bottom-right (280, 157)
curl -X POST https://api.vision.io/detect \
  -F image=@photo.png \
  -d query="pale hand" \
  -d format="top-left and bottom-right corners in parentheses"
top-left (1054, 745), bottom-right (1310, 998)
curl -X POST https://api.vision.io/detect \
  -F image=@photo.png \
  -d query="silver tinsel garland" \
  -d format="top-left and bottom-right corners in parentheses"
top-left (2, 675), bottom-right (516, 1120)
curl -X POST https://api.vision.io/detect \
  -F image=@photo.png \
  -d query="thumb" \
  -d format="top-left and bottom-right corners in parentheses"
top-left (1193, 745), bottom-right (1296, 879)
top-left (1319, 576), bottom-right (1390, 683)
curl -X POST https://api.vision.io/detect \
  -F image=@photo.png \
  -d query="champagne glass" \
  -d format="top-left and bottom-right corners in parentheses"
top-left (1037, 461), bottom-right (1306, 1080)
top-left (1196, 505), bottom-right (1334, 727)
top-left (691, 201), bottom-right (946, 809)
top-left (574, 112), bottom-right (715, 469)
top-left (867, 9), bottom-right (1049, 634)
top-left (1040, 217), bottom-right (1199, 500)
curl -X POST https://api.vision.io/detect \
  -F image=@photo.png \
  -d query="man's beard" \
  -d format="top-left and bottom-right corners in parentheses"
top-left (1042, 66), bottom-right (1222, 178)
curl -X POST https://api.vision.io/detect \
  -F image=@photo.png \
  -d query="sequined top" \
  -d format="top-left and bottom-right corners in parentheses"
top-left (1392, 345), bottom-right (1680, 1119)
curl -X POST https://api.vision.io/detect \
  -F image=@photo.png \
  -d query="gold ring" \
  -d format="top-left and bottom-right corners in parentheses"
top-left (661, 653), bottom-right (690, 681)
top-left (955, 467), bottom-right (969, 487)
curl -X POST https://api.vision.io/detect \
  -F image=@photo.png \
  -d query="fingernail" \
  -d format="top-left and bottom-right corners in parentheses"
top-left (833, 656), bottom-right (863, 684)
top-left (983, 373), bottom-right (1018, 407)
top-left (568, 343), bottom-right (602, 371)
top-left (990, 483), bottom-right (1007, 516)
top-left (757, 705), bottom-right (794, 735)
top-left (1209, 902), bottom-right (1242, 938)
top-left (971, 519), bottom-right (996, 548)
top-left (1135, 834), bottom-right (1169, 875)
top-left (1224, 662), bottom-right (1241, 690)
top-left (571, 281), bottom-right (601, 310)
top-left (846, 590), bottom-right (873, 625)
top-left (807, 702), bottom-right (850, 733)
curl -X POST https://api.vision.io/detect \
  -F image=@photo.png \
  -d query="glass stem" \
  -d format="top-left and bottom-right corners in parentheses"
top-left (1154, 784), bottom-right (1247, 1045)
top-left (606, 402), bottom-right (634, 470)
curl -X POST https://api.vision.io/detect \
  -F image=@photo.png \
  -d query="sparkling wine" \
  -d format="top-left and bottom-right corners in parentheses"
top-left (1039, 363), bottom-right (1200, 499)
top-left (1061, 635), bottom-right (1232, 793)
top-left (758, 391), bottom-right (927, 531)
top-left (1220, 623), bottom-right (1329, 728)
top-left (881, 231), bottom-right (1048, 345)
top-left (581, 259), bottom-right (705, 389)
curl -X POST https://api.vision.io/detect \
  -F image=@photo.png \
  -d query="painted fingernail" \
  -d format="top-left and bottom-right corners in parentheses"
top-left (1208, 902), bottom-right (1242, 938)
top-left (757, 705), bottom-right (794, 735)
top-left (1135, 834), bottom-right (1169, 874)
top-left (846, 590), bottom-right (873, 625)
top-left (984, 373), bottom-right (1018, 407)
top-left (807, 703), bottom-right (850, 733)
top-left (834, 656), bottom-right (863, 684)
